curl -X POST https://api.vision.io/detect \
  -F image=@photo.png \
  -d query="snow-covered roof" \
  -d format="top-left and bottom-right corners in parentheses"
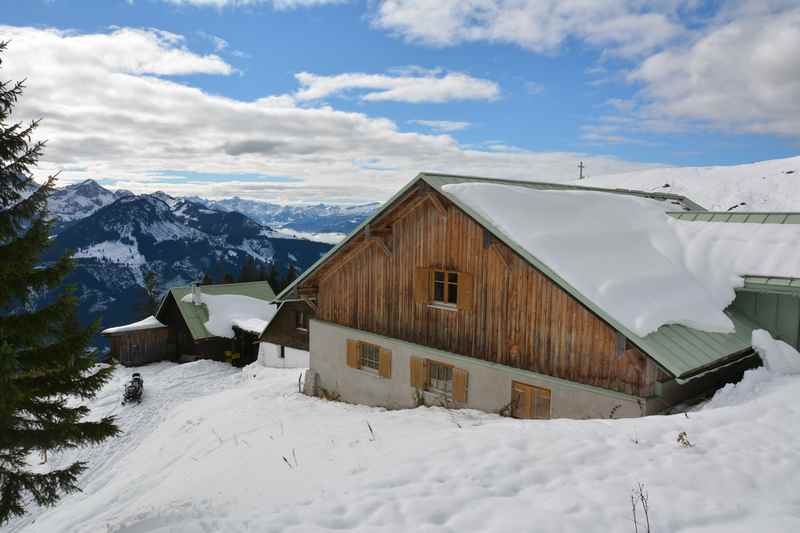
top-left (180, 292), bottom-right (277, 338)
top-left (443, 183), bottom-right (800, 337)
top-left (101, 315), bottom-right (166, 335)
top-left (157, 281), bottom-right (277, 340)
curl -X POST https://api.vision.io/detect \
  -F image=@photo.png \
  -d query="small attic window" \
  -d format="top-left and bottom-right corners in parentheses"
top-left (616, 333), bottom-right (629, 356)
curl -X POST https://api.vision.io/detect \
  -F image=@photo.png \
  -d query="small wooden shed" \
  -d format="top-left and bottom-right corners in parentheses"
top-left (155, 280), bottom-right (276, 366)
top-left (101, 316), bottom-right (169, 366)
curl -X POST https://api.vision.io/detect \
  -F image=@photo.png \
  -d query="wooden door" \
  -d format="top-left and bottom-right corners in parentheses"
top-left (511, 381), bottom-right (551, 419)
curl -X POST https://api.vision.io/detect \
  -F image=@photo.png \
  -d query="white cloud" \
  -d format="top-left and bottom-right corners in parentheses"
top-left (1, 25), bottom-right (650, 203)
top-left (198, 31), bottom-right (229, 51)
top-left (294, 70), bottom-right (500, 103)
top-left (371, 0), bottom-right (689, 57)
top-left (410, 120), bottom-right (470, 132)
top-left (629, 4), bottom-right (800, 137)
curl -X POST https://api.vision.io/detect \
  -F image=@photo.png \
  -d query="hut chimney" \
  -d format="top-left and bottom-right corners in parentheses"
top-left (192, 281), bottom-right (203, 306)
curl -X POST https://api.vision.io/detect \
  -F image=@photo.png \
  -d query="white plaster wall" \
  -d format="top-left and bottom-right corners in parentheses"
top-left (309, 320), bottom-right (644, 419)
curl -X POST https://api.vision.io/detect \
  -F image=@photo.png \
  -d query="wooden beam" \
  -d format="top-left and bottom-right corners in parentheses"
top-left (425, 192), bottom-right (447, 217)
top-left (490, 242), bottom-right (511, 270)
top-left (302, 296), bottom-right (319, 314)
top-left (368, 235), bottom-right (392, 256)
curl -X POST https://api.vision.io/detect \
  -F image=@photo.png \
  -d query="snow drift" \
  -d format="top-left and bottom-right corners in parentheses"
top-left (7, 340), bottom-right (800, 533)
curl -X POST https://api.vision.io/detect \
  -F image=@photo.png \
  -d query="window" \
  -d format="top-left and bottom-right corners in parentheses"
top-left (428, 360), bottom-right (453, 395)
top-left (347, 339), bottom-right (392, 378)
top-left (414, 268), bottom-right (473, 311)
top-left (410, 357), bottom-right (468, 402)
top-left (511, 381), bottom-right (551, 419)
top-left (432, 270), bottom-right (458, 305)
top-left (359, 341), bottom-right (381, 372)
top-left (295, 310), bottom-right (309, 331)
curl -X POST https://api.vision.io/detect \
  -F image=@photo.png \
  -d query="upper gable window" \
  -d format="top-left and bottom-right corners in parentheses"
top-left (432, 270), bottom-right (459, 305)
top-left (414, 268), bottom-right (474, 311)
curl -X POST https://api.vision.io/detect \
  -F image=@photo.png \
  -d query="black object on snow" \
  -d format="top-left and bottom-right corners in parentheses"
top-left (122, 373), bottom-right (144, 405)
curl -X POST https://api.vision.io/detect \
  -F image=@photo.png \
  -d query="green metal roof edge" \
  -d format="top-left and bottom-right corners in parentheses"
top-left (667, 211), bottom-right (800, 223)
top-left (161, 280), bottom-right (277, 341)
top-left (314, 318), bottom-right (645, 402)
top-left (739, 275), bottom-right (800, 296)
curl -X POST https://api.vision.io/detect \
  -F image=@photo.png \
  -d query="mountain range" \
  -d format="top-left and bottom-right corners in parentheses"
top-left (33, 180), bottom-right (367, 349)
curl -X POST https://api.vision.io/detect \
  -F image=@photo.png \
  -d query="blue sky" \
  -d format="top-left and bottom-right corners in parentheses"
top-left (2, 1), bottom-right (798, 202)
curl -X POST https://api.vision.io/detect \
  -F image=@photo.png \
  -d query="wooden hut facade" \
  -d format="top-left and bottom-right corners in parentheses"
top-left (102, 316), bottom-right (170, 366)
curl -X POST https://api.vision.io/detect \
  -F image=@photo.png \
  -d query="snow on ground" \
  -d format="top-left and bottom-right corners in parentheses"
top-left (445, 183), bottom-right (797, 336)
top-left (181, 293), bottom-right (277, 338)
top-left (578, 155), bottom-right (800, 211)
top-left (7, 341), bottom-right (800, 533)
top-left (74, 240), bottom-right (146, 269)
top-left (101, 315), bottom-right (166, 335)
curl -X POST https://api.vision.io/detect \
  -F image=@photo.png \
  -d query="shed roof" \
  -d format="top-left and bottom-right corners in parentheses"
top-left (274, 173), bottom-right (777, 381)
top-left (157, 281), bottom-right (276, 341)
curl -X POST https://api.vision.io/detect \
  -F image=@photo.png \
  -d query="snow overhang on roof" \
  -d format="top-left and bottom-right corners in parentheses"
top-left (157, 280), bottom-right (276, 341)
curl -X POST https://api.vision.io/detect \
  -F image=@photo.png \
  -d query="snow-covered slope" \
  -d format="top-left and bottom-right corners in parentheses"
top-left (7, 336), bottom-right (800, 533)
top-left (581, 155), bottom-right (800, 211)
top-left (48, 179), bottom-right (131, 230)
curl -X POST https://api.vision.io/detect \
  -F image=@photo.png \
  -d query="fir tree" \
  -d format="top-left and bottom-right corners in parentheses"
top-left (264, 262), bottom-right (281, 293)
top-left (282, 263), bottom-right (298, 291)
top-left (0, 42), bottom-right (119, 524)
top-left (222, 272), bottom-right (235, 284)
top-left (201, 272), bottom-right (213, 285)
top-left (238, 256), bottom-right (258, 283)
top-left (137, 270), bottom-right (159, 318)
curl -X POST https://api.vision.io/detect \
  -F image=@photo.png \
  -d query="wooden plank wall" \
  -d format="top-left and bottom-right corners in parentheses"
top-left (111, 328), bottom-right (170, 366)
top-left (309, 184), bottom-right (664, 397)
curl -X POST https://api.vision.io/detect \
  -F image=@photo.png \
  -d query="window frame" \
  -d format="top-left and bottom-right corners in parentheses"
top-left (426, 359), bottom-right (454, 397)
top-left (295, 310), bottom-right (309, 331)
top-left (358, 341), bottom-right (381, 374)
top-left (431, 269), bottom-right (459, 306)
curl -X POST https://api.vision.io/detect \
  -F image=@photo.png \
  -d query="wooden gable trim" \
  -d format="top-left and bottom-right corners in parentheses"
top-left (425, 191), bottom-right (447, 217)
top-left (317, 238), bottom-right (372, 285)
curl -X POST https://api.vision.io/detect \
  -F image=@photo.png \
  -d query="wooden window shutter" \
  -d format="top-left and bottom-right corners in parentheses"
top-left (346, 339), bottom-right (360, 369)
top-left (410, 356), bottom-right (428, 389)
top-left (378, 347), bottom-right (392, 379)
top-left (533, 388), bottom-right (551, 419)
top-left (452, 367), bottom-right (469, 403)
top-left (458, 272), bottom-right (474, 311)
top-left (414, 268), bottom-right (431, 304)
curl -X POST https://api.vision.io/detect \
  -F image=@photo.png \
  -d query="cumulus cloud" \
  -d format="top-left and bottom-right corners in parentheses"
top-left (410, 120), bottom-right (470, 132)
top-left (629, 4), bottom-right (800, 137)
top-left (371, 0), bottom-right (688, 57)
top-left (1, 25), bottom-right (649, 203)
top-left (294, 70), bottom-right (500, 103)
